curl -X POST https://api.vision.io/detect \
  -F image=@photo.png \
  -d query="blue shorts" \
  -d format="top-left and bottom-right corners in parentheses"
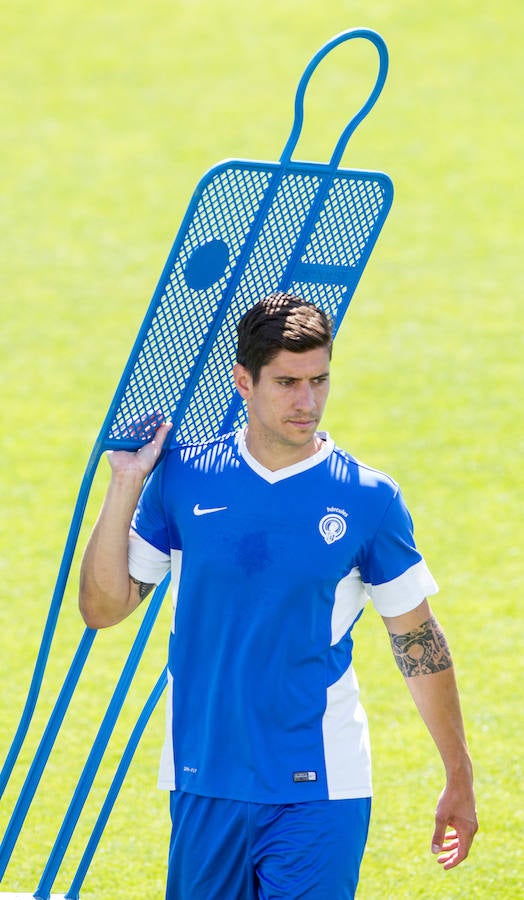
top-left (166, 792), bottom-right (371, 900)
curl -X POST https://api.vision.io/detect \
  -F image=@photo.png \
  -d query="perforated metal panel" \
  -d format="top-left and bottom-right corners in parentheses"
top-left (104, 160), bottom-right (392, 449)
top-left (98, 27), bottom-right (394, 451)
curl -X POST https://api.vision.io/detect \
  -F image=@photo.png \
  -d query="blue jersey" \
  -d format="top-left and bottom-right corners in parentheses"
top-left (129, 429), bottom-right (437, 803)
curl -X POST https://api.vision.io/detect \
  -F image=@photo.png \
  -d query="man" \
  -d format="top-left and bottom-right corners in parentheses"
top-left (80, 292), bottom-right (477, 898)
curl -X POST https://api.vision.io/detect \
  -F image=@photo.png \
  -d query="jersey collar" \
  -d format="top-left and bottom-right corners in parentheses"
top-left (236, 426), bottom-right (334, 484)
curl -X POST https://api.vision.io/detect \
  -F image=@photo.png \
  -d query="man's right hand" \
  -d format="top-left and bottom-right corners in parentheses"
top-left (107, 418), bottom-right (172, 480)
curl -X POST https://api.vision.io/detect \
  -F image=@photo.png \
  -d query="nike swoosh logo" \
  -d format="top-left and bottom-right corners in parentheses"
top-left (193, 504), bottom-right (228, 516)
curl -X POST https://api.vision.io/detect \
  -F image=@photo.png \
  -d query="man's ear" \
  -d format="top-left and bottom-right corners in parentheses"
top-left (233, 363), bottom-right (253, 400)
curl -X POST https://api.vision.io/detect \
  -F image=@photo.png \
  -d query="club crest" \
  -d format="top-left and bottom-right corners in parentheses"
top-left (319, 512), bottom-right (347, 545)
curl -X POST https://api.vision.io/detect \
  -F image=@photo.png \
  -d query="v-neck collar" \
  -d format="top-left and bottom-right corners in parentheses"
top-left (237, 426), bottom-right (334, 484)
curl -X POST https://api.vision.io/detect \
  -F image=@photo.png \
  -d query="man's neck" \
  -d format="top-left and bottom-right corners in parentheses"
top-left (243, 428), bottom-right (323, 472)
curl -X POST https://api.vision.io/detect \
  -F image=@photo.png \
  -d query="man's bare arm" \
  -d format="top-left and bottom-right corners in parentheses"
top-left (79, 422), bottom-right (171, 629)
top-left (383, 601), bottom-right (478, 869)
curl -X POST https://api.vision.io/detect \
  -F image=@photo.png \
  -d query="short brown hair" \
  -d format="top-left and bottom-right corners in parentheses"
top-left (236, 293), bottom-right (333, 383)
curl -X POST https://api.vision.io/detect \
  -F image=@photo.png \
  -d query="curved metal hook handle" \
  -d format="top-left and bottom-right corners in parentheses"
top-left (279, 28), bottom-right (389, 168)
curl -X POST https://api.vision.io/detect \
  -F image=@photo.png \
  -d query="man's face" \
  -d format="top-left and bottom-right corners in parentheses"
top-left (233, 346), bottom-right (331, 465)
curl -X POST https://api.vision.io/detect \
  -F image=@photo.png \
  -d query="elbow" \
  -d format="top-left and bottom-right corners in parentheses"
top-left (78, 581), bottom-right (123, 630)
top-left (79, 595), bottom-right (107, 630)
top-left (78, 562), bottom-right (135, 629)
top-left (79, 599), bottom-right (124, 630)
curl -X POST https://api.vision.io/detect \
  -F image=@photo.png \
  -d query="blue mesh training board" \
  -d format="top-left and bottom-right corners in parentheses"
top-left (102, 28), bottom-right (393, 451)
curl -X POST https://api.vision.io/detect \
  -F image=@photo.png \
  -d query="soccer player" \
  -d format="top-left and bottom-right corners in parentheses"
top-left (79, 293), bottom-right (477, 899)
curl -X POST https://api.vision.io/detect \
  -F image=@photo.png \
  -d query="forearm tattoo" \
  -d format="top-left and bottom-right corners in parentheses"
top-left (389, 615), bottom-right (453, 677)
top-left (130, 576), bottom-right (155, 603)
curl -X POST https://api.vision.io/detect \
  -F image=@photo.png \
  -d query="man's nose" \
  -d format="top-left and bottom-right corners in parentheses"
top-left (294, 381), bottom-right (315, 409)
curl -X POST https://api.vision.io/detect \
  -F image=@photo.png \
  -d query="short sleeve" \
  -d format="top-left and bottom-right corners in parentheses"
top-left (128, 530), bottom-right (171, 585)
top-left (359, 488), bottom-right (438, 616)
top-left (131, 458), bottom-right (173, 554)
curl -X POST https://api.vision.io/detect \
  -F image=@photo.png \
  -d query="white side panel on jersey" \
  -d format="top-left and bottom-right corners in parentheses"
top-left (322, 666), bottom-right (372, 799)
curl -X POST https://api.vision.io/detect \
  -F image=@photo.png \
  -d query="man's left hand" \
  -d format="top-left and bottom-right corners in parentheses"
top-left (431, 780), bottom-right (478, 869)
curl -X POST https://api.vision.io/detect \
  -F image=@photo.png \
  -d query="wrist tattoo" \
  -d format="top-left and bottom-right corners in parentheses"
top-left (130, 576), bottom-right (155, 602)
top-left (389, 615), bottom-right (452, 677)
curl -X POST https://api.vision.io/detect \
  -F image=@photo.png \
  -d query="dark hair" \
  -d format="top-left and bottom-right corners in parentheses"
top-left (236, 292), bottom-right (333, 383)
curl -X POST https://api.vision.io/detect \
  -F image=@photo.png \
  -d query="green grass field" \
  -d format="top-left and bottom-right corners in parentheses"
top-left (1, 0), bottom-right (522, 896)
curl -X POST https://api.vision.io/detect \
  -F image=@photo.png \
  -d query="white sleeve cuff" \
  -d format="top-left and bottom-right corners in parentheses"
top-left (365, 559), bottom-right (439, 617)
top-left (128, 529), bottom-right (171, 585)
